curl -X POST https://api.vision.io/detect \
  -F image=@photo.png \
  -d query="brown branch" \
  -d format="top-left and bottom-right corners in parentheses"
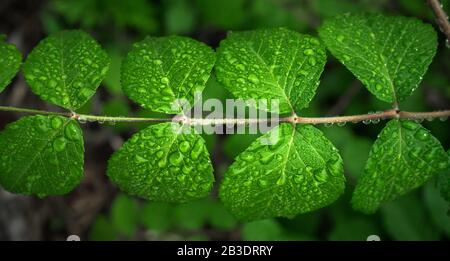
top-left (1, 106), bottom-right (450, 125)
top-left (427, 0), bottom-right (450, 41)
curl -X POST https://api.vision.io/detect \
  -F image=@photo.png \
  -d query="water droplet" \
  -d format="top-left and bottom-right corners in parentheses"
top-left (260, 153), bottom-right (274, 164)
top-left (52, 137), bottom-right (67, 152)
top-left (51, 117), bottom-right (63, 129)
top-left (179, 141), bottom-right (190, 153)
top-left (401, 120), bottom-right (417, 130)
top-left (161, 77), bottom-right (169, 84)
top-left (169, 151), bottom-right (183, 166)
top-left (313, 168), bottom-right (328, 183)
top-left (248, 74), bottom-right (259, 84)
top-left (156, 150), bottom-right (164, 158)
top-left (154, 59), bottom-right (162, 65)
top-left (258, 179), bottom-right (269, 188)
top-left (157, 159), bottom-right (167, 168)
top-left (303, 49), bottom-right (314, 55)
top-left (49, 79), bottom-right (57, 88)
top-left (293, 174), bottom-right (304, 184)
top-left (308, 57), bottom-right (316, 66)
top-left (414, 129), bottom-right (429, 141)
top-left (337, 35), bottom-right (345, 42)
top-left (236, 64), bottom-right (245, 71)
top-left (240, 153), bottom-right (254, 162)
top-left (134, 155), bottom-right (148, 163)
top-left (276, 176), bottom-right (285, 185)
top-left (190, 140), bottom-right (203, 160)
top-left (64, 122), bottom-right (80, 141)
top-left (177, 174), bottom-right (186, 182)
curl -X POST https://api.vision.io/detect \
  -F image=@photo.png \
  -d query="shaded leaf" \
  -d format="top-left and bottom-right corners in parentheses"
top-left (381, 193), bottom-right (440, 240)
top-left (110, 194), bottom-right (139, 237)
top-left (0, 115), bottom-right (84, 197)
top-left (140, 202), bottom-right (173, 231)
top-left (424, 181), bottom-right (450, 235)
top-left (23, 30), bottom-right (110, 110)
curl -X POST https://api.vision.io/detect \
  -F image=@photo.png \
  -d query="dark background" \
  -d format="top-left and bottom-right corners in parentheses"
top-left (0, 0), bottom-right (449, 241)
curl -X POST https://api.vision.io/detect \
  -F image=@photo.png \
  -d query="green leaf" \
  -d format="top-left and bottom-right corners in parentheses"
top-left (215, 27), bottom-right (326, 114)
top-left (0, 36), bottom-right (22, 92)
top-left (328, 217), bottom-right (379, 241)
top-left (381, 193), bottom-right (440, 240)
top-left (173, 199), bottom-right (211, 230)
top-left (23, 30), bottom-right (110, 110)
top-left (140, 202), bottom-right (173, 231)
top-left (107, 122), bottom-right (214, 202)
top-left (318, 13), bottom-right (437, 103)
top-left (121, 36), bottom-right (215, 113)
top-left (352, 120), bottom-right (450, 214)
top-left (0, 115), bottom-right (84, 197)
top-left (437, 150), bottom-right (450, 202)
top-left (209, 201), bottom-right (238, 230)
top-left (196, 0), bottom-right (245, 29)
top-left (89, 214), bottom-right (118, 241)
top-left (110, 194), bottom-right (139, 237)
top-left (219, 123), bottom-right (345, 221)
top-left (424, 181), bottom-right (450, 236)
top-left (241, 219), bottom-right (284, 240)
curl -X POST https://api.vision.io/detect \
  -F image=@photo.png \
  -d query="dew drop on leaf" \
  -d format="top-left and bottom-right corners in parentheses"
top-left (52, 137), bottom-right (67, 152)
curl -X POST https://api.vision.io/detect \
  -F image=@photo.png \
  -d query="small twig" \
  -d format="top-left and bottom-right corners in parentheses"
top-left (1, 105), bottom-right (450, 125)
top-left (427, 0), bottom-right (450, 41)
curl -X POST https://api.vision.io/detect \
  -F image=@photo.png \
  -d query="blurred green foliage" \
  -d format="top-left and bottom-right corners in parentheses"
top-left (35, 0), bottom-right (450, 240)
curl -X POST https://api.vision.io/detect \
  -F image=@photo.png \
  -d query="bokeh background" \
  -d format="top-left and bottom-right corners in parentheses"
top-left (0, 0), bottom-right (449, 241)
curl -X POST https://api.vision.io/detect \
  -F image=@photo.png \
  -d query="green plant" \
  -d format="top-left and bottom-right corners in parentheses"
top-left (0, 12), bottom-right (449, 222)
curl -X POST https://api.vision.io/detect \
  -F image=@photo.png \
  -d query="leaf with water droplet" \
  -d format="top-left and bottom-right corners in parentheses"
top-left (107, 122), bottom-right (214, 203)
top-left (215, 28), bottom-right (326, 114)
top-left (352, 119), bottom-right (450, 214)
top-left (219, 123), bottom-right (345, 221)
top-left (0, 35), bottom-right (22, 92)
top-left (319, 13), bottom-right (437, 103)
top-left (23, 30), bottom-right (110, 110)
top-left (121, 36), bottom-right (215, 113)
top-left (0, 115), bottom-right (84, 196)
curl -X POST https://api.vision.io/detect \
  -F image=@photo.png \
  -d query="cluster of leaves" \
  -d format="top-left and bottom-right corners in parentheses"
top-left (90, 194), bottom-right (238, 241)
top-left (0, 13), bottom-right (449, 222)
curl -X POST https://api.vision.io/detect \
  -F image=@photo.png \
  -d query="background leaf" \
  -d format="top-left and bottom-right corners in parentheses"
top-left (437, 150), bottom-right (450, 203)
top-left (140, 202), bottom-right (173, 232)
top-left (219, 123), bottom-right (345, 221)
top-left (107, 122), bottom-right (214, 203)
top-left (0, 36), bottom-right (22, 92)
top-left (381, 193), bottom-right (440, 240)
top-left (215, 28), bottom-right (326, 114)
top-left (23, 30), bottom-right (110, 110)
top-left (110, 193), bottom-right (139, 237)
top-left (424, 181), bottom-right (450, 236)
top-left (319, 13), bottom-right (437, 103)
top-left (0, 115), bottom-right (84, 197)
top-left (121, 36), bottom-right (215, 113)
top-left (352, 120), bottom-right (450, 214)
